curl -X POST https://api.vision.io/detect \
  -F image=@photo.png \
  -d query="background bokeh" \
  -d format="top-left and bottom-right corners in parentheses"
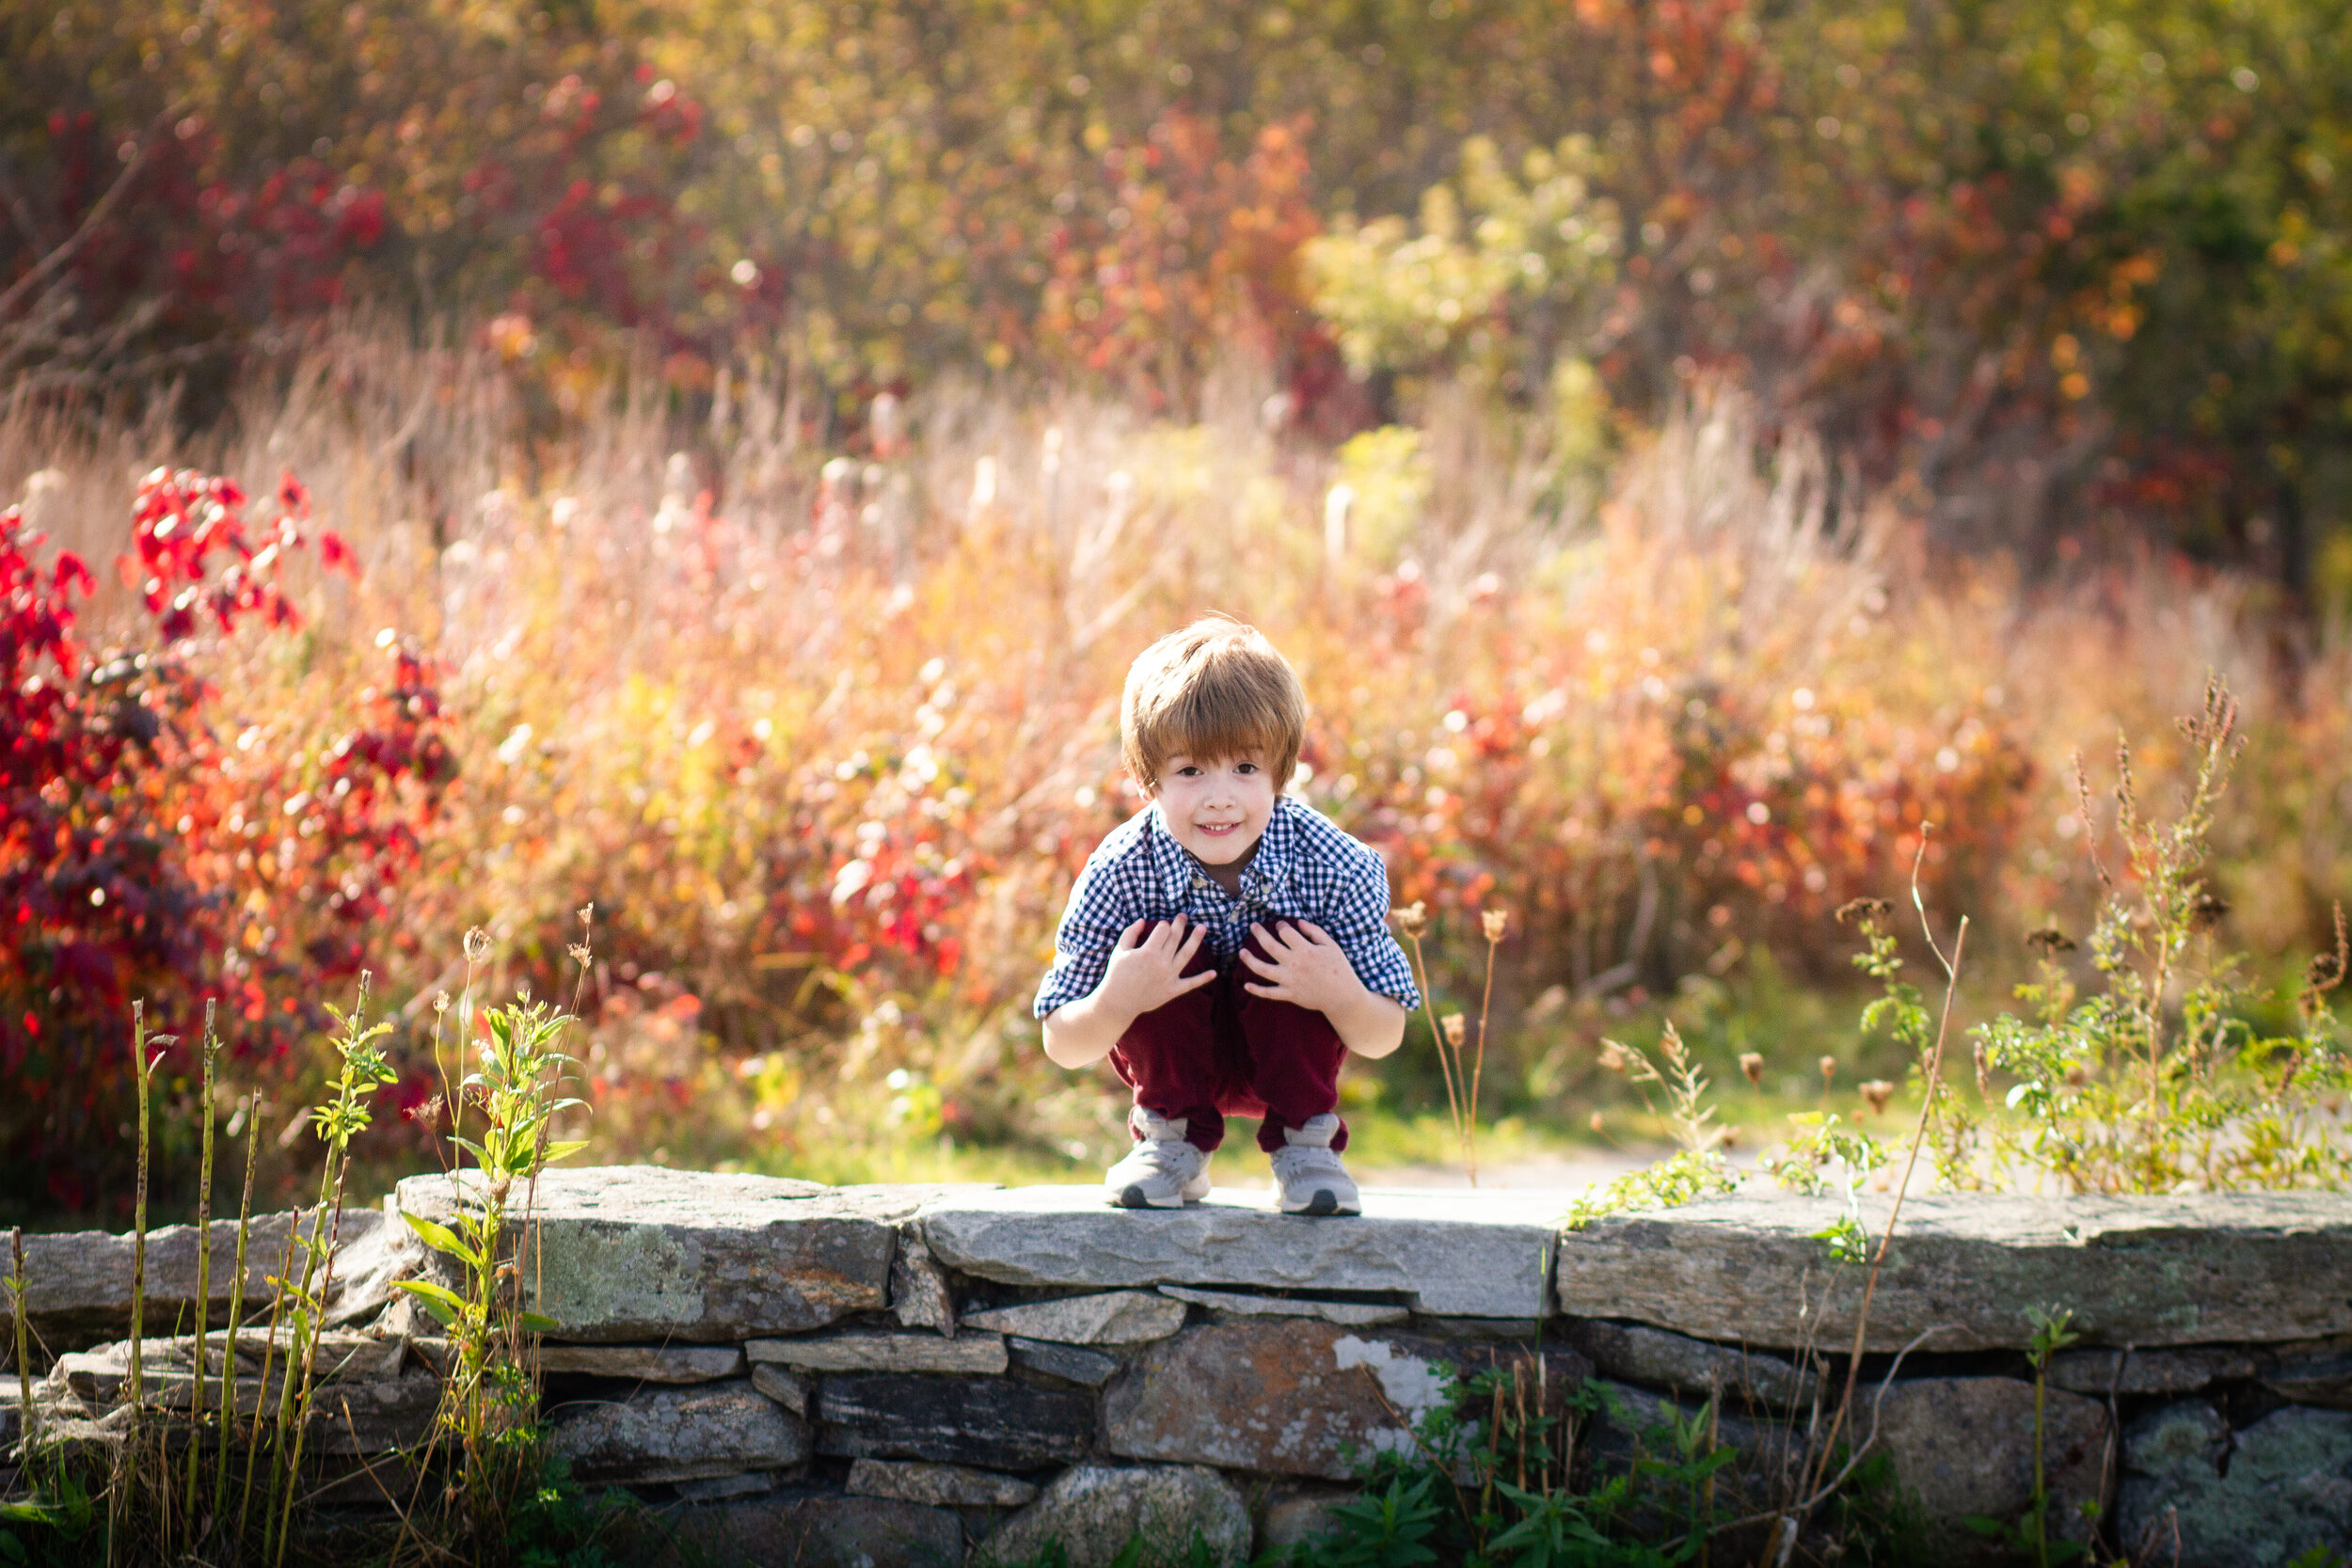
top-left (3, 0), bottom-right (2348, 1219)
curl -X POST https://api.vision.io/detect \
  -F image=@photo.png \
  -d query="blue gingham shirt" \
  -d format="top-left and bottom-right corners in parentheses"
top-left (1033, 794), bottom-right (1421, 1018)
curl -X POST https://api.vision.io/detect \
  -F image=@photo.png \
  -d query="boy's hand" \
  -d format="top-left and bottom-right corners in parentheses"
top-left (1240, 920), bottom-right (1364, 1013)
top-left (1096, 916), bottom-right (1215, 1020)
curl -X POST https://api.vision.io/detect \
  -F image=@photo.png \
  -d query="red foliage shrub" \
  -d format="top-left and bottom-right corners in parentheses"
top-left (0, 469), bottom-right (448, 1216)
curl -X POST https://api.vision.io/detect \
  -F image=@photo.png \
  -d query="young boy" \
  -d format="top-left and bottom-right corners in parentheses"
top-left (1035, 617), bottom-right (1419, 1214)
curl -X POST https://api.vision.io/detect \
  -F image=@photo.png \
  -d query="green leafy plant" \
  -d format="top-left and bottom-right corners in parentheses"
top-left (395, 917), bottom-right (596, 1552)
top-left (1964, 1307), bottom-right (2088, 1568)
top-left (1969, 677), bottom-right (2351, 1194)
top-left (1565, 1026), bottom-right (1736, 1230)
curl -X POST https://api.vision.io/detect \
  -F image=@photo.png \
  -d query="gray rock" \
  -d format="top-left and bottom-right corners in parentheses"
top-left (1158, 1286), bottom-right (1408, 1326)
top-left (656, 1493), bottom-right (965, 1568)
top-left (536, 1344), bottom-right (747, 1383)
top-left (977, 1464), bottom-right (1250, 1568)
top-left (961, 1291), bottom-right (1186, 1345)
top-left (1556, 1190), bottom-right (2352, 1352)
top-left (1566, 1320), bottom-right (1818, 1410)
top-left (849, 1457), bottom-right (1039, 1506)
top-left (1007, 1336), bottom-right (1121, 1387)
top-left (1259, 1490), bottom-right (1355, 1548)
top-left (3, 1208), bottom-right (412, 1352)
top-left (670, 1471), bottom-right (781, 1501)
top-left (746, 1327), bottom-right (1009, 1373)
top-left (2119, 1402), bottom-right (2352, 1568)
top-left (818, 1373), bottom-right (1092, 1469)
top-left (2263, 1347), bottom-right (2352, 1408)
top-left (1868, 1377), bottom-right (2110, 1566)
top-left (750, 1364), bottom-right (808, 1416)
top-left (923, 1186), bottom-right (1563, 1319)
top-left (394, 1166), bottom-right (982, 1342)
top-left (547, 1380), bottom-right (810, 1483)
top-left (2047, 1345), bottom-right (2260, 1395)
top-left (307, 1370), bottom-right (443, 1455)
top-left (1103, 1319), bottom-right (1585, 1481)
top-left (891, 1227), bottom-right (958, 1334)
top-left (60, 1330), bottom-right (405, 1408)
top-left (1103, 1320), bottom-right (1433, 1479)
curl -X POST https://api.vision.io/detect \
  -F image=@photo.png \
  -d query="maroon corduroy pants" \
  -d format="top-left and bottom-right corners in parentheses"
top-left (1107, 920), bottom-right (1350, 1155)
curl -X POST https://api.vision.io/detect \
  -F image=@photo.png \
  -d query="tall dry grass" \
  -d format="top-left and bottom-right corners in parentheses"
top-left (4, 323), bottom-right (2344, 1182)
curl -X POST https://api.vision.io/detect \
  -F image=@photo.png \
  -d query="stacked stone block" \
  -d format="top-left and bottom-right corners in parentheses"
top-left (4, 1171), bottom-right (2349, 1566)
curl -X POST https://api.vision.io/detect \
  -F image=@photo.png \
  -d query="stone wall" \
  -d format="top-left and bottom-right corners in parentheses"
top-left (7, 1169), bottom-right (2350, 1567)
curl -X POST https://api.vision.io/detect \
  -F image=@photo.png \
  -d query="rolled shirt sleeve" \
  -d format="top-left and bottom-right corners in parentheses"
top-left (1033, 851), bottom-right (1136, 1019)
top-left (1318, 840), bottom-right (1422, 1011)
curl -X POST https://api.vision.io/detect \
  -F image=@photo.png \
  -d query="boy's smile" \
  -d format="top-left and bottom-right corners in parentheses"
top-left (1152, 750), bottom-right (1277, 877)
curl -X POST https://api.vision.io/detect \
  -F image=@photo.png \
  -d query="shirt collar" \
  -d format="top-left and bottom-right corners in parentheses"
top-left (1151, 795), bottom-right (1297, 907)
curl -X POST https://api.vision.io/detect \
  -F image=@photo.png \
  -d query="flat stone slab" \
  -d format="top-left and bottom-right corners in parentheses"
top-left (1556, 1192), bottom-right (2352, 1352)
top-left (395, 1167), bottom-right (986, 1342)
top-left (5, 1209), bottom-right (410, 1351)
top-left (960, 1291), bottom-right (1186, 1344)
top-left (816, 1373), bottom-right (1093, 1470)
top-left (1007, 1337), bottom-right (1122, 1387)
top-left (1158, 1285), bottom-right (1409, 1326)
top-left (746, 1328), bottom-right (1008, 1374)
top-left (1566, 1320), bottom-right (1816, 1410)
top-left (920, 1187), bottom-right (1564, 1319)
top-left (536, 1345), bottom-right (747, 1383)
top-left (2048, 1345), bottom-right (2260, 1397)
top-left (547, 1381), bottom-right (809, 1483)
top-left (848, 1456), bottom-right (1038, 1507)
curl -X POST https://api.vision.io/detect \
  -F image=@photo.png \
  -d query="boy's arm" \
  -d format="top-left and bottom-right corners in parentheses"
top-left (1239, 921), bottom-right (1408, 1058)
top-left (1042, 916), bottom-right (1213, 1068)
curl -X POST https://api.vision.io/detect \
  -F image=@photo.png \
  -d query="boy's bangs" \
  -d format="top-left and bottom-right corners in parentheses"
top-left (1155, 694), bottom-right (1282, 769)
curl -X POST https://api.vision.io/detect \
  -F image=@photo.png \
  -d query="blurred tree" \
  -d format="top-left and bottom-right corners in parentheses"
top-left (1, 0), bottom-right (2347, 594)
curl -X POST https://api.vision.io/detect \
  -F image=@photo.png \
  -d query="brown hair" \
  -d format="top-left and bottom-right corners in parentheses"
top-left (1120, 616), bottom-right (1307, 795)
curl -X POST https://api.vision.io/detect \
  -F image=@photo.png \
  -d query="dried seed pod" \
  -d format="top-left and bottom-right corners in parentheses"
top-left (1739, 1052), bottom-right (1764, 1086)
top-left (1859, 1080), bottom-right (1895, 1115)
top-left (1481, 908), bottom-right (1508, 942)
top-left (2026, 927), bottom-right (2078, 958)
top-left (1391, 901), bottom-right (1429, 938)
top-left (1441, 1013), bottom-right (1467, 1049)
top-left (1819, 1055), bottom-right (1838, 1085)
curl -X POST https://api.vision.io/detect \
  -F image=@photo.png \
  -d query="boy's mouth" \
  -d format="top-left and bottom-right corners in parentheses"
top-left (1193, 820), bottom-right (1245, 837)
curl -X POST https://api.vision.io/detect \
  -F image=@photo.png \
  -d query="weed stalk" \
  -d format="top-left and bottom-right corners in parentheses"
top-left (215, 1091), bottom-right (262, 1525)
top-left (184, 999), bottom-right (218, 1530)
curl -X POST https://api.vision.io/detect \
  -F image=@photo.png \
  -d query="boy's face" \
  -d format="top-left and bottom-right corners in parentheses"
top-left (1151, 750), bottom-right (1277, 866)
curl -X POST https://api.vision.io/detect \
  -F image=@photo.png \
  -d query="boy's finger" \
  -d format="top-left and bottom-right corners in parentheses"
top-left (1115, 920), bottom-right (1146, 951)
top-left (1179, 926), bottom-right (1207, 959)
top-left (1240, 980), bottom-right (1280, 998)
top-left (1295, 919), bottom-right (1333, 944)
top-left (1172, 969), bottom-right (1217, 994)
top-left (1238, 947), bottom-right (1279, 975)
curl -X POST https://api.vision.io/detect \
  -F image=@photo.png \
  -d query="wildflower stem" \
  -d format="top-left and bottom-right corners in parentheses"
top-left (1404, 927), bottom-right (1467, 1170)
top-left (186, 1000), bottom-right (218, 1534)
top-left (1468, 927), bottom-right (1499, 1187)
top-left (218, 1094), bottom-right (263, 1528)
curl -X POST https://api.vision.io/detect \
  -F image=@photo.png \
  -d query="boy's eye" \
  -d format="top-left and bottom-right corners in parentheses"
top-left (1234, 763), bottom-right (1258, 774)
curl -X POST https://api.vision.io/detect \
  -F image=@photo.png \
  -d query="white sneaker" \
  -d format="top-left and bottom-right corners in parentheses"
top-left (1105, 1110), bottom-right (1213, 1209)
top-left (1272, 1115), bottom-right (1359, 1215)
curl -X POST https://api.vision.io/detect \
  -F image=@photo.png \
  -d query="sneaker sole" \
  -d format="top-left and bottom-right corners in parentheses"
top-left (1110, 1183), bottom-right (1184, 1210)
top-left (1280, 1189), bottom-right (1360, 1216)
